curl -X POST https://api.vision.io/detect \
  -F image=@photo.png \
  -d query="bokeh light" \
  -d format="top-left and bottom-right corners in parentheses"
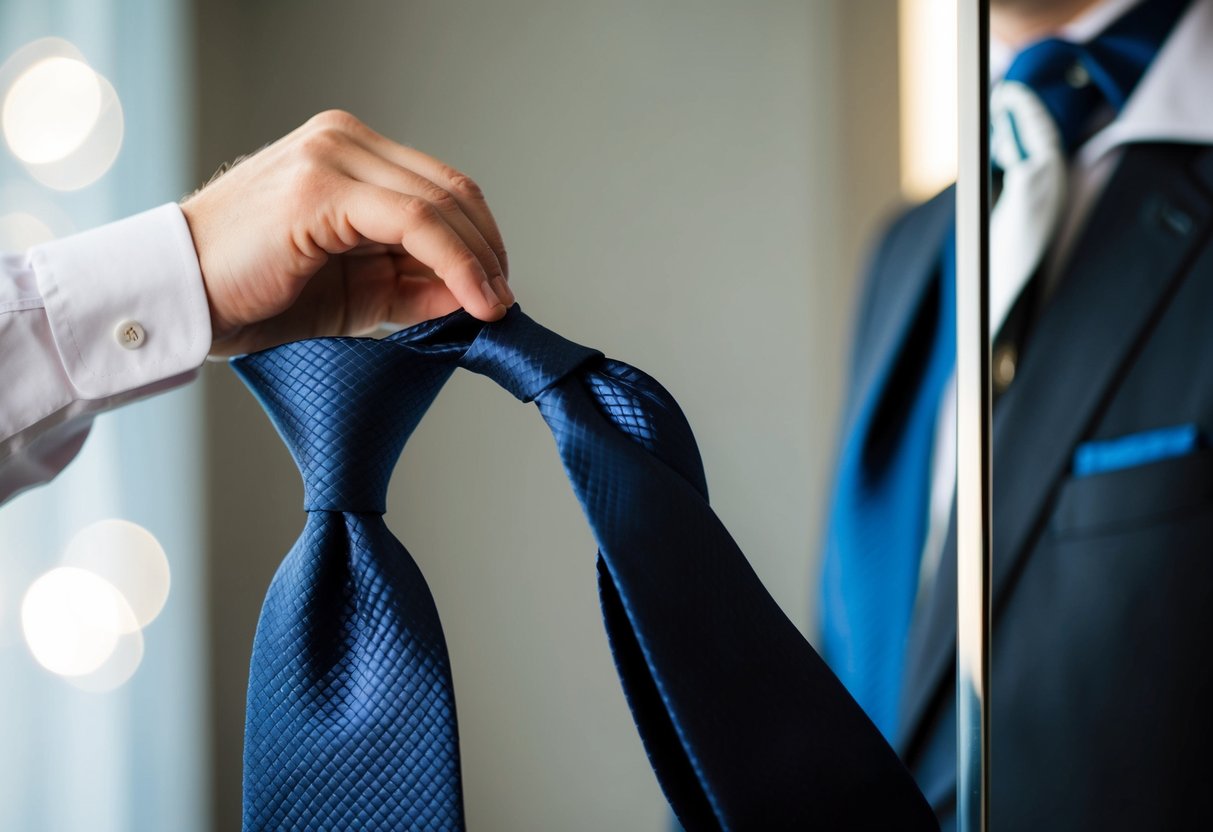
top-left (62, 519), bottom-right (171, 631)
top-left (0, 37), bottom-right (124, 191)
top-left (2, 57), bottom-right (102, 164)
top-left (0, 211), bottom-right (54, 249)
top-left (0, 181), bottom-right (76, 246)
top-left (21, 519), bottom-right (167, 689)
top-left (68, 627), bottom-right (145, 693)
top-left (20, 567), bottom-right (132, 677)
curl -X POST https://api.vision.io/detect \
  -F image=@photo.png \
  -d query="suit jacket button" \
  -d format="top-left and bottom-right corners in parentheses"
top-left (993, 343), bottom-right (1017, 393)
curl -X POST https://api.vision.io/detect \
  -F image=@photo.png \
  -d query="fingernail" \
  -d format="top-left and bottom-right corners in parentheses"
top-left (492, 275), bottom-right (515, 306)
top-left (480, 279), bottom-right (504, 310)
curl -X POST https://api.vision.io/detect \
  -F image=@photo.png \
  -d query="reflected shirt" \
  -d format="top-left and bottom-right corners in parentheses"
top-left (920, 0), bottom-right (1213, 600)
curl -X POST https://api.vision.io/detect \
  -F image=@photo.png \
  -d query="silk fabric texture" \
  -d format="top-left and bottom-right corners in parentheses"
top-left (231, 307), bottom-right (936, 830)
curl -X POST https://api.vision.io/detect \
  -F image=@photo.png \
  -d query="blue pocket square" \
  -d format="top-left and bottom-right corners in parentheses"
top-left (1073, 424), bottom-right (1204, 477)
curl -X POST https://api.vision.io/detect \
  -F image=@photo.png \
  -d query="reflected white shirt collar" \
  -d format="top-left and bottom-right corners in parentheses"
top-left (1081, 0), bottom-right (1213, 163)
top-left (989, 0), bottom-right (1213, 161)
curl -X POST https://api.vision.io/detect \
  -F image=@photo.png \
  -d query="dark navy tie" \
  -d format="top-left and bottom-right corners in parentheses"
top-left (233, 307), bottom-right (938, 830)
top-left (1004, 0), bottom-right (1192, 155)
top-left (820, 0), bottom-right (1191, 743)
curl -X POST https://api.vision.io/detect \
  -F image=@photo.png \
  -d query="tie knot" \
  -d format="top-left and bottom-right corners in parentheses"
top-left (997, 0), bottom-right (1189, 157)
top-left (232, 337), bottom-right (458, 513)
top-left (1000, 39), bottom-right (1107, 156)
top-left (458, 307), bottom-right (601, 402)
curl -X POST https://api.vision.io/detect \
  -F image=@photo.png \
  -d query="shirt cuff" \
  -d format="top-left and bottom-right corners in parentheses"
top-left (30, 203), bottom-right (212, 400)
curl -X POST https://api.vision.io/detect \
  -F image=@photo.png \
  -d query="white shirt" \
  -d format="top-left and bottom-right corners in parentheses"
top-left (0, 203), bottom-right (211, 504)
top-left (920, 0), bottom-right (1213, 597)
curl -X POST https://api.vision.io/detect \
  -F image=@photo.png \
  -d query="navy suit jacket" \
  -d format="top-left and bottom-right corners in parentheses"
top-left (838, 142), bottom-right (1213, 830)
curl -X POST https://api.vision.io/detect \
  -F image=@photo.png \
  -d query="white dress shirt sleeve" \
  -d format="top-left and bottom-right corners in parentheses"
top-left (0, 203), bottom-right (211, 504)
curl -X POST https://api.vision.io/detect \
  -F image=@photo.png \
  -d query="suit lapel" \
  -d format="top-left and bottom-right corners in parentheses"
top-left (897, 143), bottom-right (1213, 757)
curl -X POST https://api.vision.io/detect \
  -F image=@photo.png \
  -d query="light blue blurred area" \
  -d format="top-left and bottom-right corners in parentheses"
top-left (0, 1), bottom-right (207, 830)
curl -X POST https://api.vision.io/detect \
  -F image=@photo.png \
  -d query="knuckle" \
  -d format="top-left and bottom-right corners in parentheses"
top-left (400, 194), bottom-right (439, 224)
top-left (308, 108), bottom-right (361, 132)
top-left (431, 162), bottom-right (462, 183)
top-left (447, 172), bottom-right (484, 200)
top-left (288, 158), bottom-right (330, 200)
top-left (296, 127), bottom-right (344, 162)
top-left (423, 186), bottom-right (459, 214)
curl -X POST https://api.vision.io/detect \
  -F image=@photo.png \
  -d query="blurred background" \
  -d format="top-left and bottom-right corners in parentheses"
top-left (0, 1), bottom-right (955, 829)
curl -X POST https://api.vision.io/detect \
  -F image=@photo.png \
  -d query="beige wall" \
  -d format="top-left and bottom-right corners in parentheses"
top-left (195, 2), bottom-right (901, 829)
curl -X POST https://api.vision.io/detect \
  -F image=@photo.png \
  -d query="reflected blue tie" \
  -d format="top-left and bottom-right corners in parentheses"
top-left (819, 0), bottom-right (1191, 743)
top-left (233, 307), bottom-right (938, 830)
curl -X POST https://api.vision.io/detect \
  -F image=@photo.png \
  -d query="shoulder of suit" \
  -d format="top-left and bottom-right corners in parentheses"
top-left (863, 185), bottom-right (955, 297)
top-left (887, 186), bottom-right (955, 248)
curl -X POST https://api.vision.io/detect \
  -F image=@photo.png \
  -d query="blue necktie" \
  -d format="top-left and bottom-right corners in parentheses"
top-left (233, 307), bottom-right (938, 830)
top-left (820, 0), bottom-right (1190, 742)
top-left (1007, 0), bottom-right (1192, 155)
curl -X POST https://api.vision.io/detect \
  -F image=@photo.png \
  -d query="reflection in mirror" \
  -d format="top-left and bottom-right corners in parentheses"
top-left (979, 0), bottom-right (1213, 828)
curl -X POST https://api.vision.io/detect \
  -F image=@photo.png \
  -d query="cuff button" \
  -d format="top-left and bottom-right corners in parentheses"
top-left (115, 320), bottom-right (146, 350)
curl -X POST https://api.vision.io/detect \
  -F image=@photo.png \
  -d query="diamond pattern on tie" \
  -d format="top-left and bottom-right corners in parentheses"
top-left (233, 335), bottom-right (465, 831)
top-left (242, 513), bottom-right (464, 831)
top-left (233, 306), bottom-right (936, 831)
top-left (582, 360), bottom-right (707, 499)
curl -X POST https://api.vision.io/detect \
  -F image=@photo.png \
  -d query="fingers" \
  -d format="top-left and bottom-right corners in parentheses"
top-left (344, 123), bottom-right (510, 281)
top-left (385, 274), bottom-right (464, 327)
top-left (344, 242), bottom-right (406, 257)
top-left (336, 142), bottom-right (512, 303)
top-left (338, 181), bottom-right (508, 321)
top-left (338, 256), bottom-right (463, 334)
top-left (296, 111), bottom-right (515, 322)
top-left (188, 109), bottom-right (518, 352)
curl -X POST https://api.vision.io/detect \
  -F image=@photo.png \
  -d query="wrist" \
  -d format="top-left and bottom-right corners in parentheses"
top-left (179, 196), bottom-right (235, 347)
top-left (31, 203), bottom-right (211, 396)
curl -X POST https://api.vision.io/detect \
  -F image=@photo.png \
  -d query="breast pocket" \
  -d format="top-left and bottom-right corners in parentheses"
top-left (1050, 447), bottom-right (1213, 539)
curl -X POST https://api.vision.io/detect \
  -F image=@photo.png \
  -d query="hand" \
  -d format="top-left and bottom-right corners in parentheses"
top-left (180, 110), bottom-right (514, 357)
